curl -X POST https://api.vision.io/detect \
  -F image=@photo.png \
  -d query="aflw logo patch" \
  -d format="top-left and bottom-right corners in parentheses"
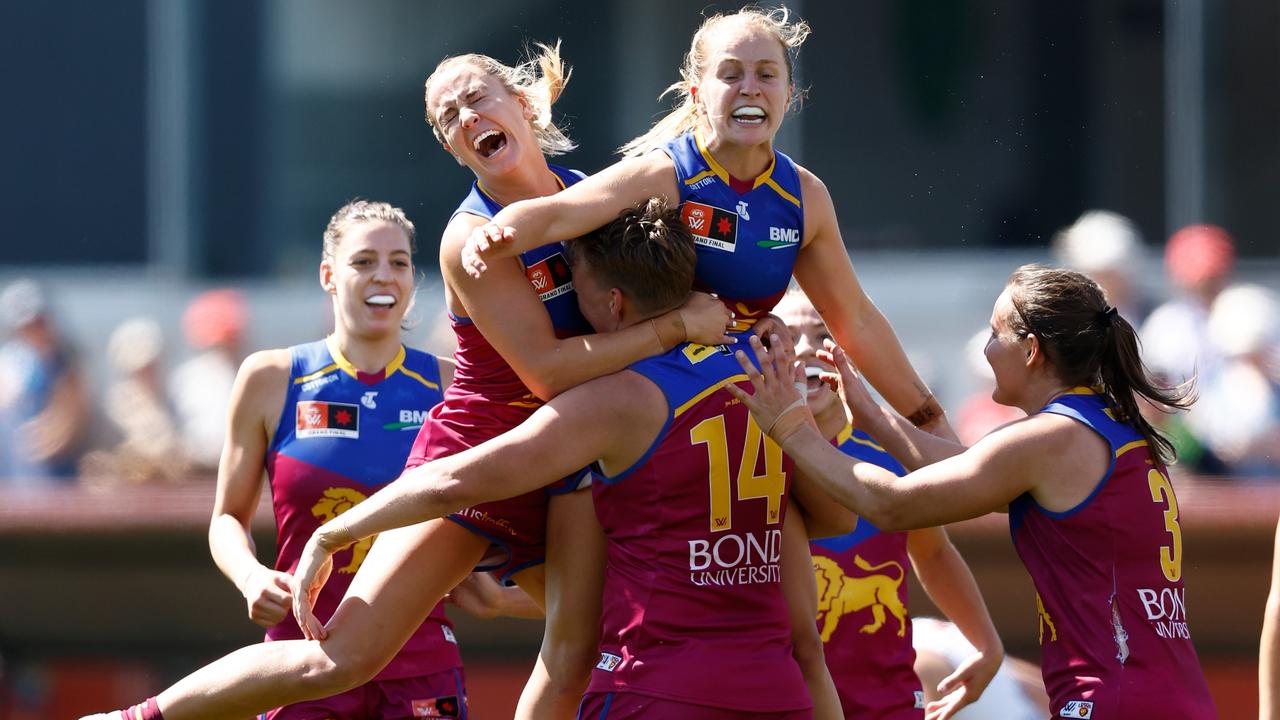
top-left (682, 342), bottom-right (731, 365)
top-left (411, 695), bottom-right (461, 718)
top-left (296, 400), bottom-right (359, 438)
top-left (596, 652), bottom-right (622, 672)
top-left (680, 201), bottom-right (737, 252)
top-left (525, 252), bottom-right (574, 302)
top-left (1060, 700), bottom-right (1094, 718)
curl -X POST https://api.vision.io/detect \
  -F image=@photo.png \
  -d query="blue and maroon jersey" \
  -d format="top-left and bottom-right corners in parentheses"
top-left (405, 166), bottom-right (591, 581)
top-left (589, 337), bottom-right (810, 713)
top-left (265, 337), bottom-right (461, 681)
top-left (662, 132), bottom-right (804, 326)
top-left (810, 427), bottom-right (923, 719)
top-left (1011, 388), bottom-right (1216, 719)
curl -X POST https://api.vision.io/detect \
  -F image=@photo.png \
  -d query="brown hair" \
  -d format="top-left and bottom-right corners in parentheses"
top-left (424, 41), bottom-right (576, 157)
top-left (1005, 264), bottom-right (1193, 462)
top-left (322, 199), bottom-right (416, 261)
top-left (619, 5), bottom-right (810, 157)
top-left (563, 197), bottom-right (696, 316)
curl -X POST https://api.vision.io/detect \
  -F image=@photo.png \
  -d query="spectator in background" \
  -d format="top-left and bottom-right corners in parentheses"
top-left (79, 318), bottom-right (188, 485)
top-left (0, 279), bottom-right (89, 485)
top-left (1196, 285), bottom-right (1280, 477)
top-left (1051, 210), bottom-right (1151, 327)
top-left (169, 289), bottom-right (247, 474)
top-left (912, 617), bottom-right (1048, 720)
top-left (1140, 224), bottom-right (1235, 385)
top-left (1140, 224), bottom-right (1237, 474)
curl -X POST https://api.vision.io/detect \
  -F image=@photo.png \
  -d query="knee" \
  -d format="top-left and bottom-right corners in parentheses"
top-left (301, 643), bottom-right (385, 694)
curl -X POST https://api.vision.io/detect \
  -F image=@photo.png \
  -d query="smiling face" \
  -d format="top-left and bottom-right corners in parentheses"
top-left (426, 61), bottom-right (537, 178)
top-left (693, 19), bottom-right (792, 149)
top-left (321, 221), bottom-right (415, 341)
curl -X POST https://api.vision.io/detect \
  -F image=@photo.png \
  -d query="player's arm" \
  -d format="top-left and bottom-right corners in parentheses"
top-left (728, 335), bottom-right (1040, 531)
top-left (907, 527), bottom-right (1003, 718)
top-left (311, 370), bottom-right (661, 550)
top-left (1261, 517), bottom-right (1280, 720)
top-left (461, 154), bottom-right (680, 274)
top-left (442, 214), bottom-right (731, 400)
top-left (207, 349), bottom-right (293, 628)
top-left (791, 166), bottom-right (954, 440)
top-left (435, 355), bottom-right (455, 391)
top-left (448, 572), bottom-right (545, 621)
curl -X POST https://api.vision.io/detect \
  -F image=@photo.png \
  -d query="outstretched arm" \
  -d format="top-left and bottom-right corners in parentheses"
top-left (461, 154), bottom-right (680, 277)
top-left (726, 335), bottom-right (1037, 531)
top-left (792, 167), bottom-right (953, 439)
top-left (908, 527), bottom-right (1003, 720)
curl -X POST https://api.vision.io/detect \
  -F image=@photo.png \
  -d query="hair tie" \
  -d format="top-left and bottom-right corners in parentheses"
top-left (1099, 305), bottom-right (1118, 325)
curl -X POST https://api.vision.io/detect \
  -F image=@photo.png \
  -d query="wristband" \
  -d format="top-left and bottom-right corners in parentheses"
top-left (765, 399), bottom-right (813, 444)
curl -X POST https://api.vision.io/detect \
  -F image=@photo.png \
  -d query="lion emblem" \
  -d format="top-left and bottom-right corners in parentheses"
top-left (813, 554), bottom-right (908, 641)
top-left (311, 487), bottom-right (372, 574)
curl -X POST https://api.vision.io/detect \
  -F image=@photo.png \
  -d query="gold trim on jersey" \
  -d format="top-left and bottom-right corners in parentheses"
top-left (1115, 439), bottom-right (1148, 458)
top-left (673, 373), bottom-right (749, 417)
top-left (477, 168), bottom-right (568, 207)
top-left (294, 363), bottom-right (339, 386)
top-left (692, 131), bottom-right (800, 207)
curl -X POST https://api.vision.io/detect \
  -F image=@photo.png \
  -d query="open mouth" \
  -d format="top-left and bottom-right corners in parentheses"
top-left (473, 129), bottom-right (508, 158)
top-left (804, 365), bottom-right (827, 395)
top-left (731, 106), bottom-right (767, 126)
top-left (365, 294), bottom-right (396, 309)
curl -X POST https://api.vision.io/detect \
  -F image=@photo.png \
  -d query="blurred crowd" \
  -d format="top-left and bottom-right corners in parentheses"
top-left (0, 286), bottom-right (248, 487)
top-left (1, 215), bottom-right (1276, 488)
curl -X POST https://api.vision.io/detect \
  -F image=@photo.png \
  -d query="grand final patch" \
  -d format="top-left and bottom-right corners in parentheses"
top-left (295, 400), bottom-right (359, 439)
top-left (525, 252), bottom-right (574, 302)
top-left (680, 201), bottom-right (738, 252)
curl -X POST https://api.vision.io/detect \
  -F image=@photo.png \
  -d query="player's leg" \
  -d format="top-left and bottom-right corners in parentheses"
top-left (115, 520), bottom-right (487, 720)
top-left (782, 512), bottom-right (842, 720)
top-left (514, 488), bottom-right (606, 720)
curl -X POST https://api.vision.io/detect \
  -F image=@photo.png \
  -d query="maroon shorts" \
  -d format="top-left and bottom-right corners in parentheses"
top-left (264, 666), bottom-right (467, 719)
top-left (576, 692), bottom-right (812, 720)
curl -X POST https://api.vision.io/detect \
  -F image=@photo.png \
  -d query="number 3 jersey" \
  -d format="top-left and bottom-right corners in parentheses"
top-left (589, 338), bottom-right (810, 713)
top-left (264, 337), bottom-right (461, 681)
top-left (1010, 388), bottom-right (1215, 719)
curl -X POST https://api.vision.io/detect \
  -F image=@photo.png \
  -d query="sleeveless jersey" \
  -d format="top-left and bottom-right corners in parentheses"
top-left (663, 132), bottom-right (804, 326)
top-left (589, 338), bottom-right (810, 713)
top-left (265, 337), bottom-right (460, 680)
top-left (810, 427), bottom-right (923, 719)
top-left (407, 165), bottom-right (591, 581)
top-left (1010, 388), bottom-right (1216, 719)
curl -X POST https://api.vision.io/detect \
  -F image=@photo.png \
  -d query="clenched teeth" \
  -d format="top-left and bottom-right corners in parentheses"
top-left (366, 294), bottom-right (396, 306)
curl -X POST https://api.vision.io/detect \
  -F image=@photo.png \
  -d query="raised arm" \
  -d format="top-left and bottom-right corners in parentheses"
top-left (442, 213), bottom-right (731, 400)
top-left (461, 154), bottom-right (679, 276)
top-left (791, 167), bottom-right (953, 439)
top-left (207, 350), bottom-right (293, 629)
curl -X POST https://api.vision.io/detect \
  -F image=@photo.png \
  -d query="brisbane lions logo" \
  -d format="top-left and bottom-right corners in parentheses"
top-left (311, 487), bottom-right (372, 574)
top-left (813, 554), bottom-right (909, 642)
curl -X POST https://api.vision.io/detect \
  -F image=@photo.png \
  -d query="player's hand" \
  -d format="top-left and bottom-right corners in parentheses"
top-left (240, 565), bottom-right (293, 628)
top-left (748, 313), bottom-right (796, 354)
top-left (724, 334), bottom-right (813, 444)
top-left (448, 573), bottom-right (509, 620)
top-left (817, 340), bottom-right (882, 432)
top-left (677, 292), bottom-right (737, 347)
top-left (461, 222), bottom-right (516, 278)
top-left (924, 647), bottom-right (1002, 720)
top-left (290, 531), bottom-right (340, 641)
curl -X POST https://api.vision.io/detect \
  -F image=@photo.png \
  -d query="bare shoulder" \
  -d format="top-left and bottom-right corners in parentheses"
top-left (237, 348), bottom-right (291, 389)
top-left (554, 368), bottom-right (666, 417)
top-left (792, 162), bottom-right (832, 201)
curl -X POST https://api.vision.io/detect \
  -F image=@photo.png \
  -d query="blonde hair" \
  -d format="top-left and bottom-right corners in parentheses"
top-left (323, 199), bottom-right (416, 261)
top-left (424, 41), bottom-right (576, 157)
top-left (619, 5), bottom-right (810, 158)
